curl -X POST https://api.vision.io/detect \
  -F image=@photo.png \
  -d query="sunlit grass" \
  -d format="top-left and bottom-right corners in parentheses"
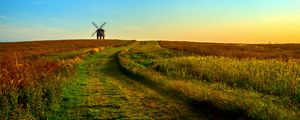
top-left (155, 56), bottom-right (300, 101)
top-left (118, 41), bottom-right (300, 119)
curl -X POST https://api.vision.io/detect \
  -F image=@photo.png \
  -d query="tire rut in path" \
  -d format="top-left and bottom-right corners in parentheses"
top-left (61, 48), bottom-right (207, 119)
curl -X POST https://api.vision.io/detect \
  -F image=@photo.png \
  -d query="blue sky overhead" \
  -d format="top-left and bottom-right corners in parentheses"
top-left (1, 0), bottom-right (300, 43)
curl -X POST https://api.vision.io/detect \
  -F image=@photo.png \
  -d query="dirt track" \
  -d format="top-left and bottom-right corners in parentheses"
top-left (59, 48), bottom-right (205, 119)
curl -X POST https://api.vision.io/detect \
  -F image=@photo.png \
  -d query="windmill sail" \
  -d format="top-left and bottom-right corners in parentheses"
top-left (92, 22), bottom-right (99, 29)
top-left (91, 30), bottom-right (97, 37)
top-left (100, 22), bottom-right (106, 28)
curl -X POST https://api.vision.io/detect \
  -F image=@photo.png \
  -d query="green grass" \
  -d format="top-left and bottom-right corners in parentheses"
top-left (52, 46), bottom-right (201, 119)
top-left (53, 52), bottom-right (100, 119)
top-left (58, 48), bottom-right (128, 119)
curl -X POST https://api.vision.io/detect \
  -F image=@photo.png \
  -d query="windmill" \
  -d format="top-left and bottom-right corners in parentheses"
top-left (92, 22), bottom-right (106, 40)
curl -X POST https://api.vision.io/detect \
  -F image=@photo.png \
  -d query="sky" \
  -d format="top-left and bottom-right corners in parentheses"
top-left (0, 0), bottom-right (300, 43)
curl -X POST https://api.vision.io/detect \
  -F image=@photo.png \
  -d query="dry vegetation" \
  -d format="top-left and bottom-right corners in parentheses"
top-left (160, 41), bottom-right (300, 59)
top-left (119, 41), bottom-right (300, 119)
top-left (0, 39), bottom-right (130, 57)
top-left (0, 40), bottom-right (132, 119)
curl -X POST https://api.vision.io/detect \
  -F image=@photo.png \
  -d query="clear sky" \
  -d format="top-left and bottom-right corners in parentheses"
top-left (1, 0), bottom-right (300, 43)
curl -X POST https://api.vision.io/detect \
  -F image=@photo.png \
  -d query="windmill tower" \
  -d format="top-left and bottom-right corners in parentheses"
top-left (92, 22), bottom-right (106, 40)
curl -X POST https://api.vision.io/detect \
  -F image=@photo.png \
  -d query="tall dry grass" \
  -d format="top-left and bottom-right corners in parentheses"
top-left (160, 41), bottom-right (300, 59)
top-left (155, 56), bottom-right (300, 101)
top-left (0, 53), bottom-right (74, 119)
top-left (0, 40), bottom-right (131, 57)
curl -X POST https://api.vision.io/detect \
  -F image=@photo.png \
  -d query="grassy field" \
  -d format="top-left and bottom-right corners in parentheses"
top-left (160, 41), bottom-right (300, 59)
top-left (0, 39), bottom-right (130, 57)
top-left (1, 40), bottom-right (299, 119)
top-left (119, 41), bottom-right (300, 119)
top-left (0, 40), bottom-right (132, 119)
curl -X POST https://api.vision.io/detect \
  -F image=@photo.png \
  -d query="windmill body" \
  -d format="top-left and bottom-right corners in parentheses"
top-left (92, 22), bottom-right (106, 40)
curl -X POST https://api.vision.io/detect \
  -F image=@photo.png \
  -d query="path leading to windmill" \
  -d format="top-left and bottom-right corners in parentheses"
top-left (58, 47), bottom-right (206, 119)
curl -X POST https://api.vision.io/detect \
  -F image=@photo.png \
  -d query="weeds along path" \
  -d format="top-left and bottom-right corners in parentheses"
top-left (58, 47), bottom-right (203, 119)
